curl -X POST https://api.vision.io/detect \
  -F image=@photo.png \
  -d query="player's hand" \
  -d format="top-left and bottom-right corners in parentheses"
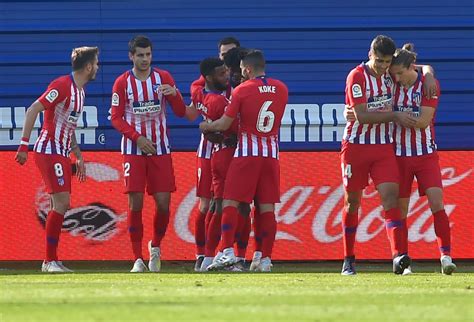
top-left (395, 112), bottom-right (417, 128)
top-left (423, 74), bottom-right (438, 99)
top-left (15, 151), bottom-right (28, 165)
top-left (137, 136), bottom-right (157, 155)
top-left (76, 158), bottom-right (86, 183)
top-left (343, 106), bottom-right (356, 122)
top-left (199, 121), bottom-right (211, 133)
top-left (160, 84), bottom-right (177, 97)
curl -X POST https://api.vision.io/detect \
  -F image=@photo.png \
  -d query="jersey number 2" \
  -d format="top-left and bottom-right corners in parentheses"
top-left (256, 101), bottom-right (275, 133)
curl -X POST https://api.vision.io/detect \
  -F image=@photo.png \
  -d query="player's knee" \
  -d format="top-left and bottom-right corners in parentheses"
top-left (344, 196), bottom-right (360, 212)
top-left (429, 200), bottom-right (444, 213)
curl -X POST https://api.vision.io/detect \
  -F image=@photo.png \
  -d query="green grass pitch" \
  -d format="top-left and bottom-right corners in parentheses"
top-left (1, 261), bottom-right (473, 322)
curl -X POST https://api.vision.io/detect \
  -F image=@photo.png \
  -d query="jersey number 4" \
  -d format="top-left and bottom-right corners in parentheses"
top-left (256, 101), bottom-right (275, 133)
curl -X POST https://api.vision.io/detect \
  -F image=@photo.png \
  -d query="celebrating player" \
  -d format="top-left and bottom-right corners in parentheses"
top-left (15, 46), bottom-right (99, 273)
top-left (200, 50), bottom-right (289, 272)
top-left (341, 35), bottom-right (418, 275)
top-left (110, 35), bottom-right (186, 273)
top-left (189, 37), bottom-right (240, 271)
top-left (390, 44), bottom-right (456, 274)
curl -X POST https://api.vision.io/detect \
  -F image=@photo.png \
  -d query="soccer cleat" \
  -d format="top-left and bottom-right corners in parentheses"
top-left (233, 258), bottom-right (248, 272)
top-left (194, 255), bottom-right (205, 272)
top-left (393, 254), bottom-right (412, 275)
top-left (255, 257), bottom-right (273, 272)
top-left (440, 255), bottom-right (456, 275)
top-left (200, 257), bottom-right (215, 272)
top-left (341, 256), bottom-right (356, 275)
top-left (56, 261), bottom-right (74, 273)
top-left (206, 248), bottom-right (236, 271)
top-left (249, 251), bottom-right (262, 272)
top-left (130, 258), bottom-right (147, 273)
top-left (148, 241), bottom-right (161, 272)
top-left (402, 265), bottom-right (413, 276)
top-left (41, 260), bottom-right (72, 273)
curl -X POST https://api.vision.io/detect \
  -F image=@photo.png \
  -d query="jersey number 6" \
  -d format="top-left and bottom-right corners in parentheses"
top-left (256, 101), bottom-right (275, 133)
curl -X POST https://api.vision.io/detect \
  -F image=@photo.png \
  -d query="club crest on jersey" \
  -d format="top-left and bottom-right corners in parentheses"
top-left (412, 92), bottom-right (421, 105)
top-left (152, 84), bottom-right (162, 94)
top-left (132, 100), bottom-right (161, 114)
top-left (384, 77), bottom-right (393, 88)
top-left (45, 89), bottom-right (59, 103)
top-left (352, 84), bottom-right (363, 98)
top-left (111, 93), bottom-right (120, 106)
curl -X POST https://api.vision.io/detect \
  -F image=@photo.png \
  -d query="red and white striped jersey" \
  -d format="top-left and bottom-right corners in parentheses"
top-left (190, 76), bottom-right (233, 159)
top-left (111, 67), bottom-right (186, 155)
top-left (393, 73), bottom-right (440, 156)
top-left (343, 63), bottom-right (394, 144)
top-left (225, 76), bottom-right (288, 159)
top-left (34, 74), bottom-right (85, 157)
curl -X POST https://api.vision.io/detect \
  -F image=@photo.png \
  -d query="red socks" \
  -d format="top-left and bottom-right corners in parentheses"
top-left (45, 210), bottom-right (64, 262)
top-left (253, 206), bottom-right (262, 252)
top-left (400, 218), bottom-right (409, 254)
top-left (220, 206), bottom-right (239, 250)
top-left (433, 209), bottom-right (451, 256)
top-left (384, 208), bottom-right (406, 257)
top-left (259, 212), bottom-right (277, 258)
top-left (342, 210), bottom-right (358, 257)
top-left (128, 210), bottom-right (143, 260)
top-left (205, 212), bottom-right (222, 256)
top-left (194, 210), bottom-right (207, 255)
top-left (236, 215), bottom-right (251, 258)
top-left (152, 210), bottom-right (169, 248)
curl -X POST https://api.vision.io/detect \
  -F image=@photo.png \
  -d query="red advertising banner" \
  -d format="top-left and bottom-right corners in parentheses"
top-left (1, 151), bottom-right (472, 260)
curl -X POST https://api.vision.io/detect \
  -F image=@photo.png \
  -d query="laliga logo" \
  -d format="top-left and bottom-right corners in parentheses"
top-left (35, 163), bottom-right (126, 241)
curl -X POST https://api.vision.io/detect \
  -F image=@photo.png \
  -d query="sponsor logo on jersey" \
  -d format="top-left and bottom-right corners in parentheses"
top-left (111, 93), bottom-right (120, 106)
top-left (132, 100), bottom-right (161, 114)
top-left (352, 84), bottom-right (363, 98)
top-left (367, 94), bottom-right (392, 112)
top-left (45, 89), bottom-right (59, 103)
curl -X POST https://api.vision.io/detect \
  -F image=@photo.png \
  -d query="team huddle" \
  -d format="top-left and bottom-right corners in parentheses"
top-left (14, 34), bottom-right (456, 275)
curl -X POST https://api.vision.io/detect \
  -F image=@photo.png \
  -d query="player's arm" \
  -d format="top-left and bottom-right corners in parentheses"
top-left (353, 103), bottom-right (417, 128)
top-left (413, 106), bottom-right (435, 129)
top-left (199, 115), bottom-right (235, 133)
top-left (415, 64), bottom-right (437, 98)
top-left (161, 72), bottom-right (186, 118)
top-left (14, 100), bottom-right (45, 165)
top-left (185, 102), bottom-right (200, 121)
top-left (70, 132), bottom-right (86, 182)
top-left (199, 95), bottom-right (236, 133)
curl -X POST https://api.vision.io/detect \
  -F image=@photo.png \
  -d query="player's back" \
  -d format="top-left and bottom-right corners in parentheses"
top-left (235, 76), bottom-right (288, 137)
top-left (226, 76), bottom-right (288, 159)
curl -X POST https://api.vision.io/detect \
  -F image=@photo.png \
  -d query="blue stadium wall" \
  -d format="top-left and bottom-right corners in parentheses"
top-left (1, 0), bottom-right (473, 152)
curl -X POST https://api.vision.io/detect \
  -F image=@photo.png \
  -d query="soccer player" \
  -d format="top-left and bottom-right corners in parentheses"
top-left (15, 46), bottom-right (99, 273)
top-left (200, 50), bottom-right (289, 272)
top-left (390, 44), bottom-right (456, 275)
top-left (187, 57), bottom-right (240, 271)
top-left (341, 35), bottom-right (418, 275)
top-left (110, 35), bottom-right (186, 273)
top-left (189, 37), bottom-right (240, 271)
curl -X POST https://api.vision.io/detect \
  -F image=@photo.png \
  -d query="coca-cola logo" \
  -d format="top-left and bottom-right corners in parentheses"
top-left (35, 162), bottom-right (126, 241)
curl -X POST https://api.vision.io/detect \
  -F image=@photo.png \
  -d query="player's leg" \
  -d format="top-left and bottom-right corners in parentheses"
top-left (234, 202), bottom-right (251, 270)
top-left (147, 154), bottom-right (176, 272)
top-left (35, 153), bottom-right (73, 273)
top-left (340, 143), bottom-right (368, 275)
top-left (252, 158), bottom-right (281, 272)
top-left (123, 155), bottom-right (147, 272)
top-left (341, 190), bottom-right (362, 275)
top-left (250, 200), bottom-right (263, 271)
top-left (396, 156), bottom-right (415, 274)
top-left (416, 153), bottom-right (455, 274)
top-left (194, 156), bottom-right (212, 270)
top-left (202, 198), bottom-right (223, 271)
